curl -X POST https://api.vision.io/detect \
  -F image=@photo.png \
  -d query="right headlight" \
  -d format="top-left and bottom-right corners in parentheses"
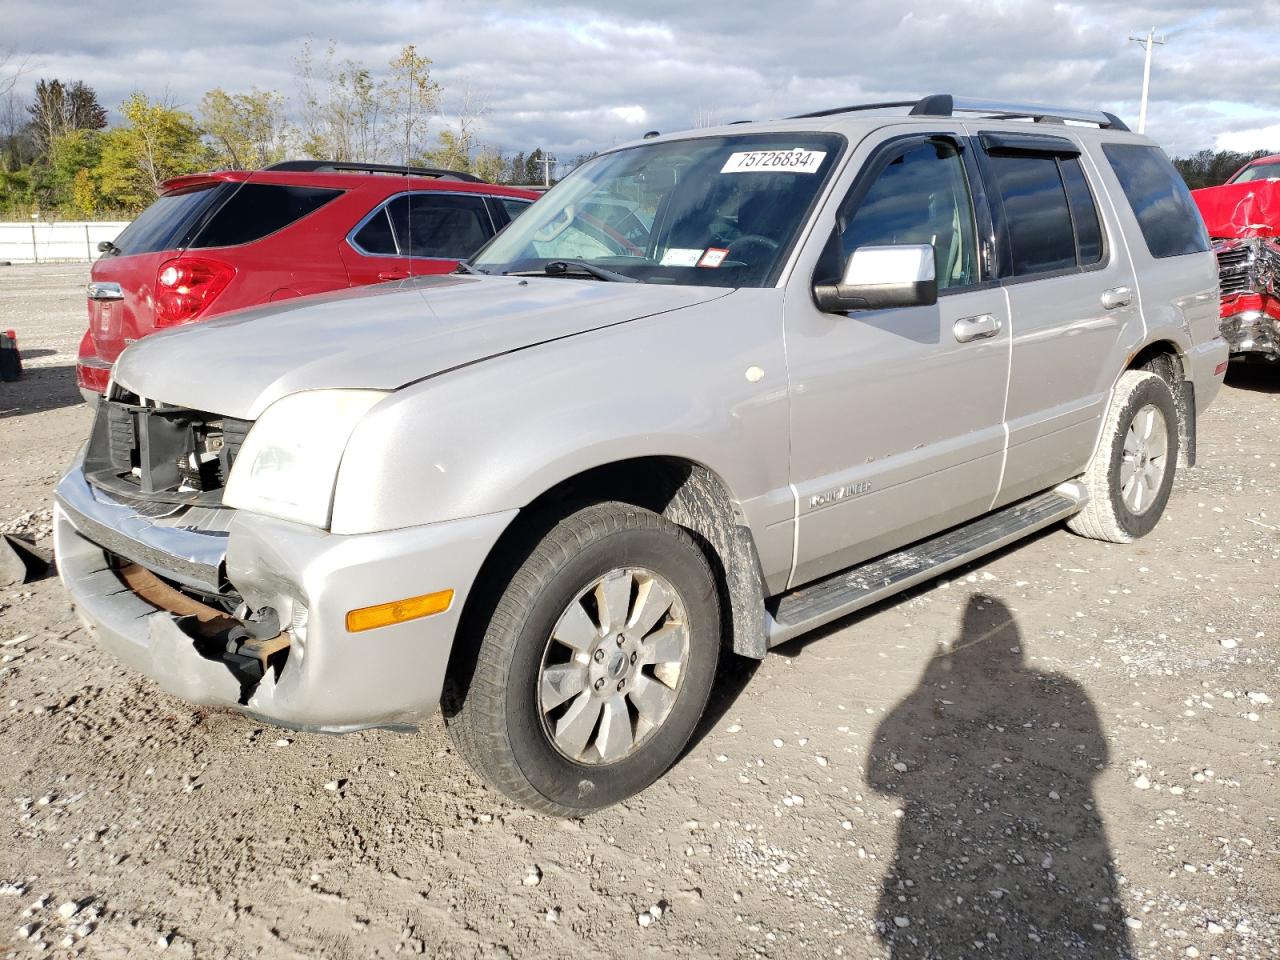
top-left (223, 389), bottom-right (387, 528)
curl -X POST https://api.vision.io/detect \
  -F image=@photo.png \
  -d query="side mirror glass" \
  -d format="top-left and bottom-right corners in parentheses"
top-left (814, 243), bottom-right (938, 313)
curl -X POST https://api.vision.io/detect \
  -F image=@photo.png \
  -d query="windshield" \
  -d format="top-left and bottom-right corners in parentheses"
top-left (472, 132), bottom-right (844, 287)
top-left (1230, 161), bottom-right (1280, 184)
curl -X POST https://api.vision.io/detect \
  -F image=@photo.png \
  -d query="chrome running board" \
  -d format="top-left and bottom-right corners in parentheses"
top-left (765, 482), bottom-right (1086, 648)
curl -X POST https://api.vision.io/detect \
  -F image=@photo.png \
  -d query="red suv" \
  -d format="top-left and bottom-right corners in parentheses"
top-left (77, 161), bottom-right (539, 398)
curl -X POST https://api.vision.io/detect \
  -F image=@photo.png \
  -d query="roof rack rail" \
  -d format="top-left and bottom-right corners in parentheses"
top-left (264, 160), bottom-right (486, 183)
top-left (790, 94), bottom-right (1129, 131)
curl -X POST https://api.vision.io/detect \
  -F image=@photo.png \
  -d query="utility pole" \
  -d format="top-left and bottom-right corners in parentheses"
top-left (535, 155), bottom-right (556, 188)
top-left (1129, 27), bottom-right (1165, 135)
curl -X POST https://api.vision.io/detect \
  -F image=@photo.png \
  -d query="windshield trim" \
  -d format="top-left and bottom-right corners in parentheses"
top-left (470, 130), bottom-right (849, 290)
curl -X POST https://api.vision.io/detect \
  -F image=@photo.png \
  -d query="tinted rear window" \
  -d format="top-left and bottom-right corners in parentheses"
top-left (110, 185), bottom-right (226, 256)
top-left (987, 153), bottom-right (1077, 275)
top-left (1060, 159), bottom-right (1103, 266)
top-left (1102, 143), bottom-right (1209, 259)
top-left (386, 193), bottom-right (492, 259)
top-left (190, 183), bottom-right (342, 248)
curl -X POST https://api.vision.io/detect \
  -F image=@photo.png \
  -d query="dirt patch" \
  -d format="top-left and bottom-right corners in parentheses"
top-left (0, 264), bottom-right (1276, 958)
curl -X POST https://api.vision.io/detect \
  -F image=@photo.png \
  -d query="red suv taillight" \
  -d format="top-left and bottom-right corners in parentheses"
top-left (154, 257), bottom-right (234, 327)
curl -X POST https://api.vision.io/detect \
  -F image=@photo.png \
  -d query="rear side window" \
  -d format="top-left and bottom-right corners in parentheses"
top-left (1060, 160), bottom-right (1103, 266)
top-left (386, 193), bottom-right (492, 259)
top-left (351, 206), bottom-right (398, 255)
top-left (110, 184), bottom-right (226, 255)
top-left (1102, 143), bottom-right (1210, 259)
top-left (190, 183), bottom-right (341, 249)
top-left (986, 154), bottom-right (1077, 275)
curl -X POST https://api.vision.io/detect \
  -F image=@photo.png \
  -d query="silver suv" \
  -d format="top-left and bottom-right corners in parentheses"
top-left (55, 95), bottom-right (1228, 815)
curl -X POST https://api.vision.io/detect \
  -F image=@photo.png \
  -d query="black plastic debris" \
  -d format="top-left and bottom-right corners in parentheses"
top-left (0, 330), bottom-right (21, 382)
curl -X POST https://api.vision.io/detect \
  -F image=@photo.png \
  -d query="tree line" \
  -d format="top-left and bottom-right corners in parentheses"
top-left (1, 42), bottom-right (1270, 220)
top-left (0, 42), bottom-right (595, 219)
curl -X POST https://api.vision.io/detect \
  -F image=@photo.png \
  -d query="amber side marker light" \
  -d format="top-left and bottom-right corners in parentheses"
top-left (346, 589), bottom-right (454, 633)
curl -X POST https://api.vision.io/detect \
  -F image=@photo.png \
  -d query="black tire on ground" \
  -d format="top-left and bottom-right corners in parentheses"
top-left (443, 501), bottom-right (721, 816)
top-left (1067, 370), bottom-right (1180, 543)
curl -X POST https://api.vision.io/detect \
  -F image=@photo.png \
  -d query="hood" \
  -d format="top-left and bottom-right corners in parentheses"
top-left (113, 274), bottom-right (727, 419)
top-left (1192, 180), bottom-right (1280, 240)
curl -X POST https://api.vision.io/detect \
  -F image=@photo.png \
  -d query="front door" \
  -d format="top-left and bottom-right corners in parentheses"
top-left (785, 133), bottom-right (1010, 588)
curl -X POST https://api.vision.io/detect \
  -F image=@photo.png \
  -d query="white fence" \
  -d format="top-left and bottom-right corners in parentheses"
top-left (0, 221), bottom-right (132, 264)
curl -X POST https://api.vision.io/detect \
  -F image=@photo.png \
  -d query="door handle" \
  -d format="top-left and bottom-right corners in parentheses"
top-left (953, 314), bottom-right (1002, 342)
top-left (1101, 286), bottom-right (1133, 309)
top-left (377, 270), bottom-right (410, 281)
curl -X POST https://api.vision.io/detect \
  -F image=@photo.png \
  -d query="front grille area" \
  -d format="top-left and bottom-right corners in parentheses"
top-left (84, 394), bottom-right (253, 506)
top-left (1214, 237), bottom-right (1280, 300)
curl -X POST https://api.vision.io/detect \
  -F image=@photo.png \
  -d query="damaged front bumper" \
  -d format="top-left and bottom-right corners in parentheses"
top-left (1215, 237), bottom-right (1280, 360)
top-left (54, 456), bottom-right (514, 732)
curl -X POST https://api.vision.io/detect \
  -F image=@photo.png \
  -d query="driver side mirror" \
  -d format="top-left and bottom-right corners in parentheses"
top-left (813, 243), bottom-right (938, 313)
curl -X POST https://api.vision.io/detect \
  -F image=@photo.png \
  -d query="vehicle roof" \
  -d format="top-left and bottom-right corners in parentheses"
top-left (612, 104), bottom-right (1151, 153)
top-left (160, 169), bottom-right (540, 199)
top-left (1241, 155), bottom-right (1280, 167)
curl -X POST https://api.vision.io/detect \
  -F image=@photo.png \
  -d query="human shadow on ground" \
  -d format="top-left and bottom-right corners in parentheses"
top-left (867, 595), bottom-right (1132, 959)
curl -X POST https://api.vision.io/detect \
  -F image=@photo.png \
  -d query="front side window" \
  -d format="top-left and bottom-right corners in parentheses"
top-left (500, 198), bottom-right (534, 221)
top-left (472, 133), bottom-right (844, 288)
top-left (1103, 143), bottom-right (1210, 259)
top-left (842, 139), bottom-right (978, 290)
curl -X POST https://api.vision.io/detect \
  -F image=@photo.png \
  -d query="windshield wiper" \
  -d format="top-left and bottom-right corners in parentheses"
top-left (454, 260), bottom-right (488, 275)
top-left (506, 260), bottom-right (640, 283)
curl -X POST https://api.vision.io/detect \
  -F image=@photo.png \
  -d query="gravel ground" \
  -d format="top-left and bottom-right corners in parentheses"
top-left (0, 262), bottom-right (1276, 959)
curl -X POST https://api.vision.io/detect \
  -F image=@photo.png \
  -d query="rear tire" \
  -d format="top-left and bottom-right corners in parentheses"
top-left (1068, 370), bottom-right (1179, 543)
top-left (443, 501), bottom-right (720, 816)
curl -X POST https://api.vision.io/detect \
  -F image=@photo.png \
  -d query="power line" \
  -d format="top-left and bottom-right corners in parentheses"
top-left (1128, 27), bottom-right (1165, 135)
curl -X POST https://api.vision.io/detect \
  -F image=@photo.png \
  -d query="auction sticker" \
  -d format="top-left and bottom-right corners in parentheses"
top-left (660, 248), bottom-right (704, 267)
top-left (721, 148), bottom-right (826, 174)
top-left (698, 248), bottom-right (729, 268)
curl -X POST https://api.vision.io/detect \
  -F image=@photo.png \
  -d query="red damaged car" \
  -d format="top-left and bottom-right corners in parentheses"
top-left (78, 161), bottom-right (539, 399)
top-left (1192, 155), bottom-right (1280, 363)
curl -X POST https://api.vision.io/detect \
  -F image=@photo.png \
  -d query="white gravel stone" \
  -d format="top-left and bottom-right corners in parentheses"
top-left (1133, 775), bottom-right (1151, 790)
top-left (893, 762), bottom-right (907, 773)
top-left (1125, 917), bottom-right (1143, 929)
top-left (544, 907), bottom-right (560, 922)
top-left (1218, 637), bottom-right (1238, 649)
top-left (637, 912), bottom-right (653, 927)
top-left (1246, 691), bottom-right (1272, 705)
top-left (521, 867), bottom-right (542, 887)
top-left (893, 916), bottom-right (910, 928)
top-left (56, 902), bottom-right (78, 920)
top-left (1206, 921), bottom-right (1224, 935)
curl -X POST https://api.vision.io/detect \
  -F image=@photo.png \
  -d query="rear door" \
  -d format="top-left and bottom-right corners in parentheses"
top-left (343, 191), bottom-right (496, 283)
top-left (87, 182), bottom-right (229, 365)
top-left (968, 130), bottom-right (1143, 506)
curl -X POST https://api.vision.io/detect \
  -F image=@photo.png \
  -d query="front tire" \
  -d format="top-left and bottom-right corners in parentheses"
top-left (1068, 370), bottom-right (1180, 543)
top-left (443, 501), bottom-right (720, 816)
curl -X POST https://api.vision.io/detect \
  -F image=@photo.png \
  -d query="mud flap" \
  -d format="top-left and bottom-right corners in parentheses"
top-left (1175, 380), bottom-right (1196, 468)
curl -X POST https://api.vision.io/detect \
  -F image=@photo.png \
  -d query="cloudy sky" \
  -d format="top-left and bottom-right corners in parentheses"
top-left (7, 0), bottom-right (1280, 167)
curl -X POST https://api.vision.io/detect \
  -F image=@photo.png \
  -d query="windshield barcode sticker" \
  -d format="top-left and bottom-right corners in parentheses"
top-left (721, 149), bottom-right (826, 174)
